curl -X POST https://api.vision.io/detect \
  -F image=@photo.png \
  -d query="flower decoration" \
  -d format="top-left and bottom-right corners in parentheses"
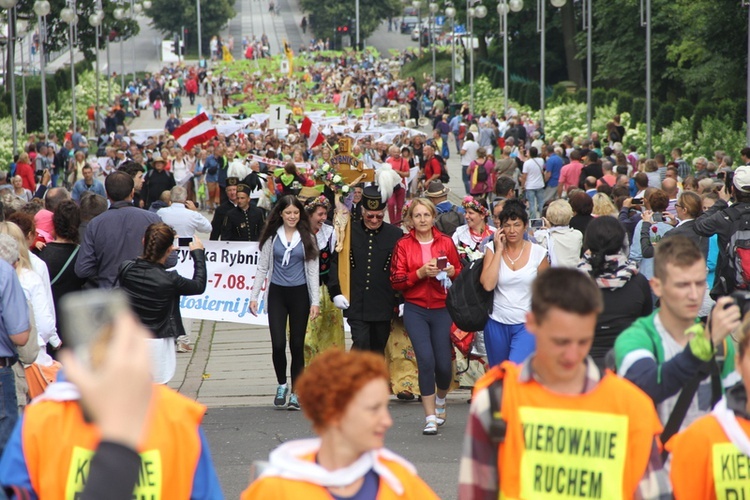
top-left (650, 224), bottom-right (661, 244)
top-left (462, 196), bottom-right (489, 218)
top-left (311, 162), bottom-right (352, 205)
top-left (304, 194), bottom-right (331, 213)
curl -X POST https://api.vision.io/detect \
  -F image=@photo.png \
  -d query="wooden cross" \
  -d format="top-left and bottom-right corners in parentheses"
top-left (330, 137), bottom-right (375, 183)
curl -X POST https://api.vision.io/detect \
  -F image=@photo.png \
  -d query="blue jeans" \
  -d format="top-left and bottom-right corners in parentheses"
top-left (403, 303), bottom-right (453, 396)
top-left (484, 319), bottom-right (535, 368)
top-left (0, 366), bottom-right (17, 454)
top-left (461, 165), bottom-right (471, 195)
top-left (525, 188), bottom-right (545, 219)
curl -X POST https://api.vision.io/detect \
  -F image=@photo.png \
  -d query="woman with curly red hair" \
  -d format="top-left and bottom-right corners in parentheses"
top-left (241, 349), bottom-right (439, 499)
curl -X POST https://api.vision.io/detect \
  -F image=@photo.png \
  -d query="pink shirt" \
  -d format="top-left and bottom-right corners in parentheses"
top-left (420, 240), bottom-right (433, 264)
top-left (558, 161), bottom-right (584, 190)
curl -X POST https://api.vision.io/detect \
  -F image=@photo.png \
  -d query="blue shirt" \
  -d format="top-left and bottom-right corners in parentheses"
top-left (71, 179), bottom-right (107, 202)
top-left (0, 261), bottom-right (29, 357)
top-left (203, 155), bottom-right (219, 183)
top-left (271, 237), bottom-right (306, 286)
top-left (544, 154), bottom-right (564, 188)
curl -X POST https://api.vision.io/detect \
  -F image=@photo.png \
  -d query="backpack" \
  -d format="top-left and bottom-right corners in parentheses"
top-left (723, 204), bottom-right (750, 292)
top-left (446, 256), bottom-right (493, 332)
top-left (476, 161), bottom-right (488, 183)
top-left (434, 206), bottom-right (465, 236)
top-left (436, 155), bottom-right (450, 183)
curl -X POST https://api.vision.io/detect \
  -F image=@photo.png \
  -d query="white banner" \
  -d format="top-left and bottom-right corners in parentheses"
top-left (173, 241), bottom-right (269, 325)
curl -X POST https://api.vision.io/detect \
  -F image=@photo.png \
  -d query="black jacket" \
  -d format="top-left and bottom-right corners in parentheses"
top-left (118, 249), bottom-right (206, 339)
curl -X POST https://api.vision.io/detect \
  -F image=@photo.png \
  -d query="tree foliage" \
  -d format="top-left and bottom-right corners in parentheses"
top-left (145, 0), bottom-right (234, 52)
top-left (301, 0), bottom-right (401, 44)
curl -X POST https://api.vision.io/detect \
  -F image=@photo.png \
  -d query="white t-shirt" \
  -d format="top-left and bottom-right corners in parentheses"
top-left (488, 242), bottom-right (547, 324)
top-left (461, 140), bottom-right (480, 167)
top-left (522, 158), bottom-right (546, 190)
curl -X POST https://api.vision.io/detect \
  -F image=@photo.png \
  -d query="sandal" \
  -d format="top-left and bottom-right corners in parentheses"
top-left (436, 403), bottom-right (446, 426)
top-left (423, 418), bottom-right (438, 436)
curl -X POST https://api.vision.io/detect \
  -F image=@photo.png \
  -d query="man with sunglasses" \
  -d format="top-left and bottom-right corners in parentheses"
top-left (330, 186), bottom-right (402, 355)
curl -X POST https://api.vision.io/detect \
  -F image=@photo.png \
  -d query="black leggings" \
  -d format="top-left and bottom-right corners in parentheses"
top-left (267, 283), bottom-right (310, 388)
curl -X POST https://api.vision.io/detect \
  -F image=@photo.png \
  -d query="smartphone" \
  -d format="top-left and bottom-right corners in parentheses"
top-left (631, 198), bottom-right (643, 205)
top-left (726, 171), bottom-right (735, 194)
top-left (653, 212), bottom-right (664, 223)
top-left (436, 256), bottom-right (448, 270)
top-left (60, 290), bottom-right (130, 369)
top-left (177, 237), bottom-right (193, 247)
top-left (529, 218), bottom-right (544, 229)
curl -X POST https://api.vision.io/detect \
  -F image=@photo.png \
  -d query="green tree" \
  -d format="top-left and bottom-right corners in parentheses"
top-left (145, 0), bottom-right (234, 53)
top-left (301, 0), bottom-right (400, 46)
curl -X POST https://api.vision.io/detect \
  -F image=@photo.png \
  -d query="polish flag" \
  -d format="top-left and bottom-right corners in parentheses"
top-left (173, 112), bottom-right (217, 150)
top-left (300, 116), bottom-right (325, 149)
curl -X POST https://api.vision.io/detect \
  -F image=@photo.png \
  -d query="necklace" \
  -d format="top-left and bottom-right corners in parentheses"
top-left (504, 242), bottom-right (526, 266)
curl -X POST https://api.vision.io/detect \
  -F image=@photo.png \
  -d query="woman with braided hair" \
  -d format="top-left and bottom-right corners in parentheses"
top-left (118, 222), bottom-right (207, 384)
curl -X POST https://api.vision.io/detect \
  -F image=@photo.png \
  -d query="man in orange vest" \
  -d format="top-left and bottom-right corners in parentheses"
top-left (458, 268), bottom-right (672, 499)
top-left (0, 314), bottom-right (223, 499)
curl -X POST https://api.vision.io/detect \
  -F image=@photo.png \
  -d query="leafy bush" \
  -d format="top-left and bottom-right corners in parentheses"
top-left (617, 93), bottom-right (633, 116)
top-left (674, 98), bottom-right (692, 122)
top-left (26, 86), bottom-right (44, 134)
top-left (692, 100), bottom-right (713, 138)
top-left (592, 88), bottom-right (607, 108)
top-left (524, 82), bottom-right (539, 109)
top-left (606, 89), bottom-right (620, 107)
top-left (655, 103), bottom-right (675, 132)
top-left (630, 98), bottom-right (646, 127)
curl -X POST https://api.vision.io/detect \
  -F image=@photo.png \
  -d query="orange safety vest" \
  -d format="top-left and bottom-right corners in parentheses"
top-left (22, 384), bottom-right (205, 499)
top-left (240, 452), bottom-right (439, 500)
top-left (667, 413), bottom-right (750, 499)
top-left (474, 362), bottom-right (661, 500)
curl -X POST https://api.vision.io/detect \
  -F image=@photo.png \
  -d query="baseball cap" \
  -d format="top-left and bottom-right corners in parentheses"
top-left (734, 166), bottom-right (750, 193)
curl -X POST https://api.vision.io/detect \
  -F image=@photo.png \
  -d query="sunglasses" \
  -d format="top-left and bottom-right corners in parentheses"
top-left (365, 213), bottom-right (385, 220)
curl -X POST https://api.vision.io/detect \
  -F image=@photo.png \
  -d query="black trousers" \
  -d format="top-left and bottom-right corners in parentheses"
top-left (267, 283), bottom-right (309, 388)
top-left (348, 319), bottom-right (390, 356)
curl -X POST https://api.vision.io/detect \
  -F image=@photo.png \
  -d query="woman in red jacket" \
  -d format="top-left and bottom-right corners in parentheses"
top-left (391, 198), bottom-right (461, 436)
top-left (14, 152), bottom-right (36, 192)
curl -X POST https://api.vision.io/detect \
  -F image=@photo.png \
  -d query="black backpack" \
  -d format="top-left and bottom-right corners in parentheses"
top-left (436, 155), bottom-right (450, 183)
top-left (476, 162), bottom-right (488, 183)
top-left (446, 257), bottom-right (493, 332)
top-left (434, 206), bottom-right (465, 236)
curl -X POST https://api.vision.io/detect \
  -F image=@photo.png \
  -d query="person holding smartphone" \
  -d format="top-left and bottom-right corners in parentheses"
top-left (117, 223), bottom-right (207, 384)
top-left (391, 199), bottom-right (462, 435)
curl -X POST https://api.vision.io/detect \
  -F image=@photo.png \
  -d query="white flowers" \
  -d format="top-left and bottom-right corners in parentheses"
top-left (322, 164), bottom-right (331, 172)
top-left (341, 185), bottom-right (350, 193)
top-left (332, 174), bottom-right (342, 183)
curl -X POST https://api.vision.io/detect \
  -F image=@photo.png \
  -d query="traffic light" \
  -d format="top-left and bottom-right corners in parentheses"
top-left (336, 24), bottom-right (349, 33)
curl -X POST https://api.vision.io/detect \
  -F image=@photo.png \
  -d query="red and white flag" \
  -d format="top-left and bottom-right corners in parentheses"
top-left (173, 112), bottom-right (218, 150)
top-left (300, 116), bottom-right (325, 149)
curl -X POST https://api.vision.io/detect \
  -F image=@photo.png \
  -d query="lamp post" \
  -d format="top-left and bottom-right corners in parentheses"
top-left (536, 0), bottom-right (565, 132)
top-left (498, 0), bottom-right (523, 116)
top-left (61, 0), bottom-right (77, 131)
top-left (131, 1), bottom-right (140, 84)
top-left (89, 8), bottom-right (103, 136)
top-left (640, 0), bottom-right (651, 156)
top-left (0, 0), bottom-right (19, 155)
top-left (17, 18), bottom-right (26, 135)
top-left (429, 2), bottom-right (438, 82)
top-left (412, 0), bottom-right (421, 56)
top-left (467, 1), bottom-right (487, 114)
top-left (113, 6), bottom-right (124, 90)
top-left (355, 0), bottom-right (360, 50)
top-left (445, 5), bottom-right (456, 103)
top-left (582, 0), bottom-right (592, 137)
top-left (33, 0), bottom-right (49, 138)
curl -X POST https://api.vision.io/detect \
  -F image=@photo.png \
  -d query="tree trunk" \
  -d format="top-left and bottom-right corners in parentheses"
top-left (560, 2), bottom-right (582, 86)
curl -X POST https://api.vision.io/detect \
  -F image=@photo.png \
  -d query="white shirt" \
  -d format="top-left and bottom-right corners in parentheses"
top-left (171, 159), bottom-right (190, 185)
top-left (487, 243), bottom-right (547, 324)
top-left (228, 159), bottom-right (251, 180)
top-left (18, 268), bottom-right (60, 364)
top-left (157, 203), bottom-right (212, 237)
top-left (461, 140), bottom-right (480, 167)
top-left (522, 158), bottom-right (546, 190)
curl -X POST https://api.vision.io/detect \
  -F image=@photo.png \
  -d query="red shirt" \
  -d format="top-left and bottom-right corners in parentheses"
top-left (424, 157), bottom-right (441, 182)
top-left (15, 162), bottom-right (36, 192)
top-left (558, 160), bottom-right (584, 190)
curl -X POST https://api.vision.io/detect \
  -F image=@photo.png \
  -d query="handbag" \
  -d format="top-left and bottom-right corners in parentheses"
top-left (450, 323), bottom-right (475, 357)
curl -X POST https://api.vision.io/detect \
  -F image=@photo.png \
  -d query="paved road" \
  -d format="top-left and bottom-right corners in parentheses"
top-left (121, 4), bottom-right (475, 497)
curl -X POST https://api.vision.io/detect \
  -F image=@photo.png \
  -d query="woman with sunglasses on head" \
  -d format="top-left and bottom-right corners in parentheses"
top-left (250, 195), bottom-right (319, 411)
top-left (303, 195), bottom-right (345, 365)
top-left (391, 198), bottom-right (462, 435)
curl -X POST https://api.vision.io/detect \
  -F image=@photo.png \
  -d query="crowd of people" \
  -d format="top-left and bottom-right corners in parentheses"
top-left (0, 45), bottom-right (750, 498)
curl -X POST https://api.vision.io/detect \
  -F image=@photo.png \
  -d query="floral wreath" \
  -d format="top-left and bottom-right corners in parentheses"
top-left (312, 162), bottom-right (351, 200)
top-left (304, 194), bottom-right (331, 213)
top-left (462, 196), bottom-right (488, 218)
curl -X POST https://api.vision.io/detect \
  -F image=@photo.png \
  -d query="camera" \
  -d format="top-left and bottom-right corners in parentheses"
top-left (730, 290), bottom-right (750, 316)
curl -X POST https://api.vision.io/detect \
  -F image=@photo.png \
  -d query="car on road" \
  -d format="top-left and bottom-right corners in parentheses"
top-left (413, 25), bottom-right (442, 44)
top-left (400, 16), bottom-right (419, 34)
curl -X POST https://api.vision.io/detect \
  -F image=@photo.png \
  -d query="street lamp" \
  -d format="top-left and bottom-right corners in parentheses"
top-left (16, 18), bottom-right (26, 135)
top-left (537, 0), bottom-right (565, 133)
top-left (581, 0), bottom-right (592, 138)
top-left (113, 6), bottom-right (125, 91)
top-left (89, 7), bottom-right (104, 136)
top-left (0, 0), bottom-right (19, 155)
top-left (131, 1), bottom-right (141, 84)
top-left (429, 2), bottom-right (438, 83)
top-left (498, 0), bottom-right (522, 117)
top-left (61, 0), bottom-right (77, 131)
top-left (467, 1), bottom-right (486, 114)
top-left (412, 0), bottom-right (421, 56)
top-left (445, 5), bottom-right (456, 103)
top-left (640, 0), bottom-right (651, 155)
top-left (744, 1), bottom-right (750, 146)
top-left (33, 0), bottom-right (49, 139)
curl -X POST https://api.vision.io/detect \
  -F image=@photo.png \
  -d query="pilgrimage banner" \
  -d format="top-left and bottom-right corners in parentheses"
top-left (173, 241), bottom-right (269, 325)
